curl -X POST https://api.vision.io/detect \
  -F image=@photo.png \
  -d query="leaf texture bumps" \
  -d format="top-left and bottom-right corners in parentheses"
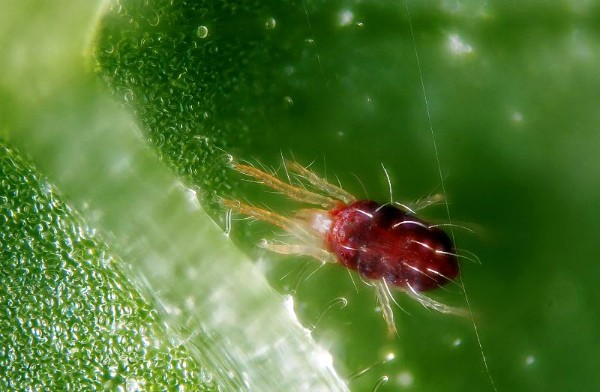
top-left (0, 143), bottom-right (217, 391)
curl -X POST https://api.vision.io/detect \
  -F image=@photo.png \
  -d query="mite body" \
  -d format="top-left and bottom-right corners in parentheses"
top-left (223, 160), bottom-right (463, 332)
top-left (327, 200), bottom-right (458, 292)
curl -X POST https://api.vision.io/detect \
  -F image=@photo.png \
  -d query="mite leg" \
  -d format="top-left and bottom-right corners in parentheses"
top-left (222, 199), bottom-right (296, 231)
top-left (285, 160), bottom-right (356, 204)
top-left (411, 193), bottom-right (445, 211)
top-left (222, 199), bottom-right (318, 244)
top-left (405, 283), bottom-right (468, 317)
top-left (232, 163), bottom-right (335, 208)
top-left (259, 241), bottom-right (337, 264)
top-left (394, 194), bottom-right (445, 215)
top-left (373, 280), bottom-right (398, 335)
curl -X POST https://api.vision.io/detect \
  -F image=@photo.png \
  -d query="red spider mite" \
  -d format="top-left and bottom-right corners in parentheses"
top-left (222, 160), bottom-right (464, 332)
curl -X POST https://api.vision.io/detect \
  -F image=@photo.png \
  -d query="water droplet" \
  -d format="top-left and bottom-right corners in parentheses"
top-left (448, 33), bottom-right (473, 55)
top-left (284, 65), bottom-right (296, 76)
top-left (148, 10), bottom-right (160, 27)
top-left (265, 17), bottom-right (277, 30)
top-left (123, 89), bottom-right (134, 102)
top-left (31, 327), bottom-right (42, 338)
top-left (525, 355), bottom-right (535, 366)
top-left (397, 371), bottom-right (414, 387)
top-left (127, 378), bottom-right (141, 392)
top-left (196, 25), bottom-right (209, 39)
top-left (512, 111), bottom-right (524, 123)
top-left (338, 9), bottom-right (354, 26)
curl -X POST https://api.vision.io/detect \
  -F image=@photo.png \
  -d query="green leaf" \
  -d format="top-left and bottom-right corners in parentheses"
top-left (4, 0), bottom-right (600, 390)
top-left (0, 143), bottom-right (216, 390)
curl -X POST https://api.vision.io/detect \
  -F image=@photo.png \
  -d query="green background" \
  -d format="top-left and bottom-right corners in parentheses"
top-left (2, 0), bottom-right (599, 391)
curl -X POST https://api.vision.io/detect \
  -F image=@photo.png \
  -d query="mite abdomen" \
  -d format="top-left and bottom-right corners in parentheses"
top-left (327, 200), bottom-right (459, 291)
